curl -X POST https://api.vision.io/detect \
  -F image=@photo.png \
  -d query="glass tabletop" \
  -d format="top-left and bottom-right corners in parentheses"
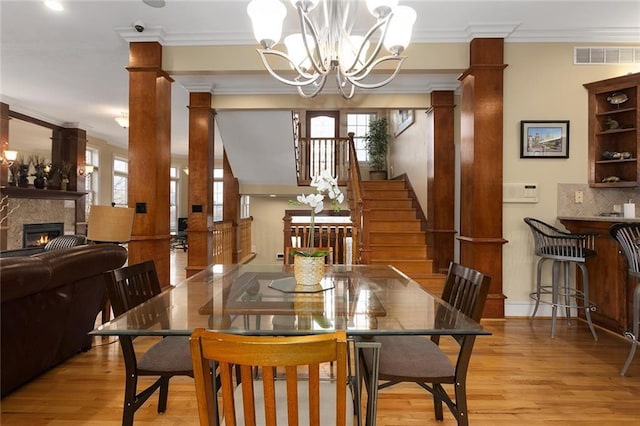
top-left (92, 264), bottom-right (490, 337)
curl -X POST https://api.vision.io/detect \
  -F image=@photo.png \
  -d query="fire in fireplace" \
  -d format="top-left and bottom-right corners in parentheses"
top-left (23, 223), bottom-right (64, 248)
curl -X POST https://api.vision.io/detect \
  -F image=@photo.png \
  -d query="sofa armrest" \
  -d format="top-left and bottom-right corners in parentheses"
top-left (33, 244), bottom-right (128, 290)
top-left (0, 257), bottom-right (52, 303)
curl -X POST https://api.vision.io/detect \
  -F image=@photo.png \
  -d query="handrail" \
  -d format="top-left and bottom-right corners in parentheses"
top-left (346, 132), bottom-right (363, 264)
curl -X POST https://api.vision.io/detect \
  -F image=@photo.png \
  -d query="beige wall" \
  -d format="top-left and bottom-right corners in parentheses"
top-left (388, 109), bottom-right (429, 214)
top-left (503, 43), bottom-right (639, 315)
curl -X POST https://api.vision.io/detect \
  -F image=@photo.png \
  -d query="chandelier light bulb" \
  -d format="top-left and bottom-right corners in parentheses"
top-left (285, 33), bottom-right (316, 71)
top-left (247, 0), bottom-right (287, 49)
top-left (384, 5), bottom-right (416, 55)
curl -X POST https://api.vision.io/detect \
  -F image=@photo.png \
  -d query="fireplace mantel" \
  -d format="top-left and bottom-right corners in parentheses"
top-left (1, 186), bottom-right (86, 200)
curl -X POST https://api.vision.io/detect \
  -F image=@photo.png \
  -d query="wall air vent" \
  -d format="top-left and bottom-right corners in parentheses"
top-left (574, 47), bottom-right (640, 64)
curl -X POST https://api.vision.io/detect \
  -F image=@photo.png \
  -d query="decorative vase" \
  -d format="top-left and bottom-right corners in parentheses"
top-left (33, 177), bottom-right (46, 189)
top-left (293, 255), bottom-right (325, 287)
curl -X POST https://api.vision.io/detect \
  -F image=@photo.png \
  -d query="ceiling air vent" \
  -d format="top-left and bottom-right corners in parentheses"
top-left (574, 47), bottom-right (640, 64)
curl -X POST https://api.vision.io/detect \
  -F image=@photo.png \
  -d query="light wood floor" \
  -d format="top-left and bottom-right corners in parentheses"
top-left (2, 251), bottom-right (639, 425)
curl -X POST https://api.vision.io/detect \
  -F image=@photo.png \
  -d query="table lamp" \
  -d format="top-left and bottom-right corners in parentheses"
top-left (87, 205), bottom-right (135, 244)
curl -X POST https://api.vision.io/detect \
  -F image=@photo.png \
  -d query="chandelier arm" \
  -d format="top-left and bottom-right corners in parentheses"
top-left (336, 73), bottom-right (356, 100)
top-left (348, 54), bottom-right (405, 81)
top-left (340, 15), bottom-right (392, 75)
top-left (256, 49), bottom-right (322, 87)
top-left (297, 74), bottom-right (328, 98)
top-left (347, 56), bottom-right (406, 89)
top-left (297, 5), bottom-right (329, 75)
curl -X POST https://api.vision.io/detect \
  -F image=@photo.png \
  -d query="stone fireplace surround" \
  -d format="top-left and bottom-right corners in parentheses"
top-left (3, 195), bottom-right (79, 251)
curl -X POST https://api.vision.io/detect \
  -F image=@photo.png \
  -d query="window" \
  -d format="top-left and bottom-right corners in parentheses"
top-left (347, 112), bottom-right (376, 162)
top-left (213, 168), bottom-right (223, 221)
top-left (84, 147), bottom-right (99, 217)
top-left (112, 156), bottom-right (128, 207)
top-left (241, 195), bottom-right (250, 219)
top-left (169, 167), bottom-right (179, 231)
top-left (307, 111), bottom-right (339, 176)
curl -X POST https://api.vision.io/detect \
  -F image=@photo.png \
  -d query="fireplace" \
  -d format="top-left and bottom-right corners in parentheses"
top-left (23, 223), bottom-right (64, 248)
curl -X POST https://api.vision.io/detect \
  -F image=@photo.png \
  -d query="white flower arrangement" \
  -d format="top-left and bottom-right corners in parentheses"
top-left (290, 169), bottom-right (344, 255)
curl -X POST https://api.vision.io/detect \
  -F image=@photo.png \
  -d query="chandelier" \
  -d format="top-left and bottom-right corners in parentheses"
top-left (247, 0), bottom-right (416, 99)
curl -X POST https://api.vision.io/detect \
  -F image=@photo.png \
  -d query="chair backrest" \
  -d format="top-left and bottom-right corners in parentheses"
top-left (441, 262), bottom-right (491, 323)
top-left (178, 217), bottom-right (188, 232)
top-left (284, 246), bottom-right (334, 265)
top-left (610, 222), bottom-right (640, 277)
top-left (524, 217), bottom-right (596, 261)
top-left (104, 260), bottom-right (162, 316)
top-left (43, 235), bottom-right (87, 251)
top-left (190, 329), bottom-right (349, 426)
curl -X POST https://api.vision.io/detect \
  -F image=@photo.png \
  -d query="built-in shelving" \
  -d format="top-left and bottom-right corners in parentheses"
top-left (584, 73), bottom-right (640, 188)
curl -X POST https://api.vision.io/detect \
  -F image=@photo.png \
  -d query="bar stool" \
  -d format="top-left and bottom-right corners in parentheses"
top-left (609, 222), bottom-right (640, 376)
top-left (524, 217), bottom-right (598, 340)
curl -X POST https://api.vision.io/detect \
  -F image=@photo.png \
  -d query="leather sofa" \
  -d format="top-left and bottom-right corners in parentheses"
top-left (0, 244), bottom-right (127, 397)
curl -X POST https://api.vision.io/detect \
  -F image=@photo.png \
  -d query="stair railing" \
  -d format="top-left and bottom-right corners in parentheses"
top-left (346, 132), bottom-right (363, 264)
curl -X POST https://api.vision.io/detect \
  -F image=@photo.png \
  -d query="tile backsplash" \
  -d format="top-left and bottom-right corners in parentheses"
top-left (558, 184), bottom-right (639, 217)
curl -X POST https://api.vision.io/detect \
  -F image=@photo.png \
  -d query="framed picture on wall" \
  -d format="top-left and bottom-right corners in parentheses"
top-left (520, 120), bottom-right (570, 158)
top-left (392, 109), bottom-right (415, 137)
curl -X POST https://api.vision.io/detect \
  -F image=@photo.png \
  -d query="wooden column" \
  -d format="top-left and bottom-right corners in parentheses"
top-left (127, 42), bottom-right (173, 287)
top-left (51, 127), bottom-right (87, 234)
top-left (223, 150), bottom-right (241, 263)
top-left (426, 91), bottom-right (456, 273)
top-left (185, 92), bottom-right (215, 278)
top-left (458, 38), bottom-right (508, 318)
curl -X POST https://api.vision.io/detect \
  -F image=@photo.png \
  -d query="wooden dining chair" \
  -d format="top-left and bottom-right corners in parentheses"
top-left (190, 329), bottom-right (353, 426)
top-left (105, 260), bottom-right (216, 426)
top-left (359, 262), bottom-right (491, 426)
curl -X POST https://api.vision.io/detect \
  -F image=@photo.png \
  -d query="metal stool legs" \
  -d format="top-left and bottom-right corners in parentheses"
top-left (621, 282), bottom-right (640, 376)
top-left (531, 258), bottom-right (597, 340)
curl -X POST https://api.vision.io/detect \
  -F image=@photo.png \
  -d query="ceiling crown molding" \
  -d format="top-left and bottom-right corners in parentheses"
top-left (465, 23), bottom-right (521, 40)
top-left (114, 26), bottom-right (167, 44)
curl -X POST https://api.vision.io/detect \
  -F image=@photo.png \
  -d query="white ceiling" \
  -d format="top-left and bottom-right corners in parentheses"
top-left (1, 0), bottom-right (639, 170)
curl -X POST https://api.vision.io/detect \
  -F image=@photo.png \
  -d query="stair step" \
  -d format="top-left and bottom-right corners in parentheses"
top-left (368, 220), bottom-right (422, 231)
top-left (362, 180), bottom-right (407, 190)
top-left (369, 232), bottom-right (426, 244)
top-left (370, 259), bottom-right (434, 274)
top-left (367, 209), bottom-right (417, 220)
top-left (364, 199), bottom-right (413, 209)
top-left (369, 244), bottom-right (428, 260)
top-left (365, 189), bottom-right (409, 199)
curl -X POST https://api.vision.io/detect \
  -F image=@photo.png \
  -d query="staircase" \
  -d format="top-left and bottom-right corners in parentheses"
top-left (361, 179), bottom-right (445, 290)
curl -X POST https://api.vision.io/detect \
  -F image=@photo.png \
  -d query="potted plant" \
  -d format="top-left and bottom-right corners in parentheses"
top-left (364, 117), bottom-right (390, 180)
top-left (289, 169), bottom-right (344, 286)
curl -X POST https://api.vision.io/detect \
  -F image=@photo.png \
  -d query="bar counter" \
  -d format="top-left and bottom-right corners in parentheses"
top-left (559, 216), bottom-right (638, 334)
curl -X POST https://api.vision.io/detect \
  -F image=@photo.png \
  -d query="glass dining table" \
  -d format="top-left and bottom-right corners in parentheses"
top-left (92, 263), bottom-right (490, 425)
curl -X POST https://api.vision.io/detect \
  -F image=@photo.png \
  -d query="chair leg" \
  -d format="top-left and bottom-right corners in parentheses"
top-left (157, 377), bottom-right (170, 413)
top-left (577, 263), bottom-right (598, 341)
top-left (621, 283), bottom-right (640, 375)
top-left (454, 381), bottom-right (469, 426)
top-left (621, 340), bottom-right (638, 376)
top-left (432, 391), bottom-right (444, 421)
top-left (551, 260), bottom-right (561, 338)
top-left (530, 257), bottom-right (546, 320)
top-left (563, 262), bottom-right (572, 325)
